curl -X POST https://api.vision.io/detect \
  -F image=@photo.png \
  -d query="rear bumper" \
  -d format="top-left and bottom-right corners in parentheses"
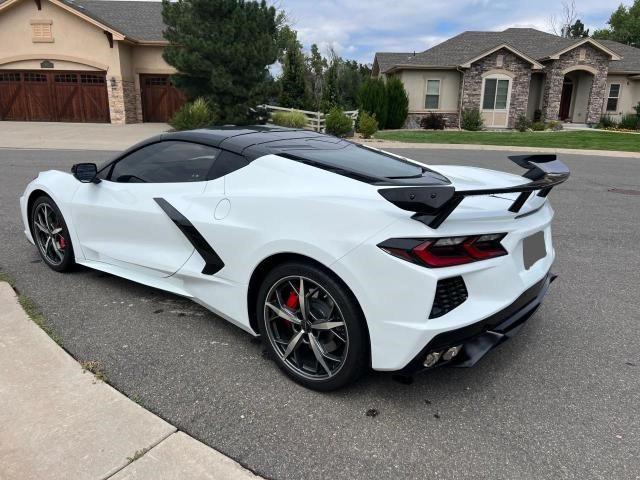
top-left (402, 271), bottom-right (556, 373)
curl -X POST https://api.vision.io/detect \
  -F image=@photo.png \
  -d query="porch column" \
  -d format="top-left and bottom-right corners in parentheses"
top-left (585, 70), bottom-right (608, 124)
top-left (541, 65), bottom-right (563, 121)
top-left (107, 76), bottom-right (141, 124)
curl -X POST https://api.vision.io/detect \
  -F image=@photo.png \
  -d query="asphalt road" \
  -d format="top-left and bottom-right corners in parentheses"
top-left (1, 147), bottom-right (639, 480)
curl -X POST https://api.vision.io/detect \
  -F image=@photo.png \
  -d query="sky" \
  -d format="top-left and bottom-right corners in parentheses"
top-left (278, 0), bottom-right (632, 64)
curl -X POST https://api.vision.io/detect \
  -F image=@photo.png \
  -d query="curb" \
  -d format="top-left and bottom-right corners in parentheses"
top-left (0, 280), bottom-right (262, 480)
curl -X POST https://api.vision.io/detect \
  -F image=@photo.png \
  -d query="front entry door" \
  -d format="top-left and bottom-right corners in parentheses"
top-left (559, 79), bottom-right (573, 120)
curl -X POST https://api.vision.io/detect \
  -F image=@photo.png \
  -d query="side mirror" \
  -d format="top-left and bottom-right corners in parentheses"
top-left (71, 163), bottom-right (100, 183)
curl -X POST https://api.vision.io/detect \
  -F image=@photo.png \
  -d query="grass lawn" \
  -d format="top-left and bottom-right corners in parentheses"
top-left (374, 130), bottom-right (640, 152)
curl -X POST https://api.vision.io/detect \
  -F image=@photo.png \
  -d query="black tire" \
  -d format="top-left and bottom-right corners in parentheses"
top-left (256, 261), bottom-right (368, 391)
top-left (30, 195), bottom-right (75, 272)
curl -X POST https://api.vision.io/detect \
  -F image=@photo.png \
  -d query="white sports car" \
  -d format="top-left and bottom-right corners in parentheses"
top-left (20, 126), bottom-right (569, 390)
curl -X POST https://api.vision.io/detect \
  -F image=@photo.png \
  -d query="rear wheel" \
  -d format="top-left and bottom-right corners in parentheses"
top-left (31, 196), bottom-right (75, 272)
top-left (257, 262), bottom-right (367, 391)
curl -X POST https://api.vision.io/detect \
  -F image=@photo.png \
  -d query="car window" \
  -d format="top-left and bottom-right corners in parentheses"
top-left (284, 143), bottom-right (424, 180)
top-left (109, 141), bottom-right (220, 183)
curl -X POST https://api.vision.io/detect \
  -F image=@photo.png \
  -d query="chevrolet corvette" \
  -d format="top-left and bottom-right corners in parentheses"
top-left (20, 126), bottom-right (569, 390)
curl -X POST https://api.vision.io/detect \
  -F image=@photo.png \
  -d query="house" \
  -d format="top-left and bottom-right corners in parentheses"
top-left (373, 28), bottom-right (640, 129)
top-left (0, 0), bottom-right (184, 123)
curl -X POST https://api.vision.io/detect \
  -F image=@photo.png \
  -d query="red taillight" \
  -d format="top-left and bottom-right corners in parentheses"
top-left (379, 234), bottom-right (507, 268)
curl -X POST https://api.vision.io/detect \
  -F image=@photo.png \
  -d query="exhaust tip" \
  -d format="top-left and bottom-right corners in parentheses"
top-left (423, 351), bottom-right (441, 368)
top-left (442, 345), bottom-right (462, 361)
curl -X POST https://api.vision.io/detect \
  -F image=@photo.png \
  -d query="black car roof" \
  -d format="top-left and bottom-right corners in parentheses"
top-left (107, 126), bottom-right (449, 187)
top-left (162, 126), bottom-right (330, 157)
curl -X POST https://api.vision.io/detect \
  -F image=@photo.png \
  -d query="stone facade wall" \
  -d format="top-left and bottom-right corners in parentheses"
top-left (541, 44), bottom-right (610, 124)
top-left (405, 112), bottom-right (459, 129)
top-left (107, 79), bottom-right (140, 124)
top-left (460, 48), bottom-right (532, 128)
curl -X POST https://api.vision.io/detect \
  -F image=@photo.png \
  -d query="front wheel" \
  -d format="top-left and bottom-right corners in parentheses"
top-left (256, 262), bottom-right (368, 391)
top-left (31, 196), bottom-right (75, 272)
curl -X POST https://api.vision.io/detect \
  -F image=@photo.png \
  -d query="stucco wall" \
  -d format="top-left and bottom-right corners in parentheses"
top-left (565, 70), bottom-right (592, 123)
top-left (526, 73), bottom-right (544, 120)
top-left (604, 74), bottom-right (640, 120)
top-left (0, 0), bottom-right (121, 74)
top-left (399, 69), bottom-right (461, 113)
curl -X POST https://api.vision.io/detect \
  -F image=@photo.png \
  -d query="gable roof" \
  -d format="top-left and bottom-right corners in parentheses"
top-left (0, 0), bottom-right (166, 43)
top-left (70, 0), bottom-right (166, 42)
top-left (375, 28), bottom-right (640, 74)
top-left (599, 40), bottom-right (640, 73)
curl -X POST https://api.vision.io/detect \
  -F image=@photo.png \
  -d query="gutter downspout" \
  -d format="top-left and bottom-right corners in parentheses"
top-left (456, 66), bottom-right (465, 129)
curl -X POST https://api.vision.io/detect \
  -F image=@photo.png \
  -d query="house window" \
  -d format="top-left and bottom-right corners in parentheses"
top-left (31, 20), bottom-right (53, 43)
top-left (425, 79), bottom-right (440, 109)
top-left (606, 84), bottom-right (620, 112)
top-left (482, 77), bottom-right (510, 110)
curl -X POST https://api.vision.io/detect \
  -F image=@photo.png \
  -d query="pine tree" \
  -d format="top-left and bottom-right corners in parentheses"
top-left (162, 0), bottom-right (280, 124)
top-left (568, 19), bottom-right (589, 38)
top-left (279, 36), bottom-right (311, 109)
top-left (385, 77), bottom-right (409, 129)
top-left (321, 55), bottom-right (339, 112)
top-left (358, 78), bottom-right (387, 128)
top-left (306, 44), bottom-right (327, 110)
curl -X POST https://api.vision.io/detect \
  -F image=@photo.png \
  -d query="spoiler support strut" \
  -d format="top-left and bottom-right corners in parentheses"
top-left (379, 154), bottom-right (570, 229)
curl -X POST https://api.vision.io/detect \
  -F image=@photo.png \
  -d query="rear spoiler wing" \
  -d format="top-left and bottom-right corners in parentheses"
top-left (378, 154), bottom-right (570, 229)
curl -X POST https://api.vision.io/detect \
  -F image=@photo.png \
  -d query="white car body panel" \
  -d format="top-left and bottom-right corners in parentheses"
top-left (20, 131), bottom-right (565, 372)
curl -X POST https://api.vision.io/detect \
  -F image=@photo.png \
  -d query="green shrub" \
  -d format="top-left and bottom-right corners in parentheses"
top-left (358, 78), bottom-right (388, 129)
top-left (531, 121), bottom-right (547, 131)
top-left (325, 108), bottom-right (353, 137)
top-left (420, 113), bottom-right (445, 130)
top-left (619, 113), bottom-right (639, 130)
top-left (385, 77), bottom-right (409, 129)
top-left (515, 113), bottom-right (531, 132)
top-left (461, 109), bottom-right (484, 131)
top-left (169, 98), bottom-right (217, 131)
top-left (546, 120), bottom-right (562, 131)
top-left (271, 110), bottom-right (308, 128)
top-left (597, 114), bottom-right (618, 129)
top-left (357, 112), bottom-right (378, 139)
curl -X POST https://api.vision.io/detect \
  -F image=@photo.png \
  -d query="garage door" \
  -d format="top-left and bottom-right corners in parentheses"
top-left (0, 70), bottom-right (110, 122)
top-left (140, 74), bottom-right (186, 122)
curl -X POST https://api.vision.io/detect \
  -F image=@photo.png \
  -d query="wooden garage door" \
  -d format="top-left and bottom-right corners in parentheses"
top-left (140, 74), bottom-right (186, 122)
top-left (0, 70), bottom-right (109, 122)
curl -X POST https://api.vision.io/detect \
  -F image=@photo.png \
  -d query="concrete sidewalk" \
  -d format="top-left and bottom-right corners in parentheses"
top-left (0, 122), bottom-right (168, 151)
top-left (0, 281), bottom-right (260, 480)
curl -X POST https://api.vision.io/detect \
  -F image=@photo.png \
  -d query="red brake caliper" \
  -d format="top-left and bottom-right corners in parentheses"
top-left (284, 291), bottom-right (299, 330)
top-left (58, 236), bottom-right (67, 249)
top-left (286, 291), bottom-right (299, 309)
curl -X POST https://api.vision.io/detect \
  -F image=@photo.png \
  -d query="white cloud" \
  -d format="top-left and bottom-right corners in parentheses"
top-left (278, 0), bottom-right (632, 63)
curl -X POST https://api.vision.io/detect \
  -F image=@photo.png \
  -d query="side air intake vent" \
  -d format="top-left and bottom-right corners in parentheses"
top-left (429, 276), bottom-right (468, 319)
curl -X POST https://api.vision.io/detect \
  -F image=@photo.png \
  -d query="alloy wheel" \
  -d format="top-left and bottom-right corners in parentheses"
top-left (33, 202), bottom-right (66, 266)
top-left (263, 276), bottom-right (349, 380)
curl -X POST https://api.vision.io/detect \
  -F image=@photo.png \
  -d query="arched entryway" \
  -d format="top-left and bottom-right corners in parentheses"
top-left (558, 67), bottom-right (596, 123)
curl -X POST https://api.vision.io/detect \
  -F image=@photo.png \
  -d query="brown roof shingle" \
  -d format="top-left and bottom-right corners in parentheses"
top-left (375, 28), bottom-right (640, 74)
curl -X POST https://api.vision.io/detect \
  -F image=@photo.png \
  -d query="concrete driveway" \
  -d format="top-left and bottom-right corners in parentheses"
top-left (0, 122), bottom-right (168, 151)
top-left (0, 147), bottom-right (639, 480)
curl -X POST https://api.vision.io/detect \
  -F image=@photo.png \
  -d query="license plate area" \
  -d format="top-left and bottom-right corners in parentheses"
top-left (522, 231), bottom-right (546, 270)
